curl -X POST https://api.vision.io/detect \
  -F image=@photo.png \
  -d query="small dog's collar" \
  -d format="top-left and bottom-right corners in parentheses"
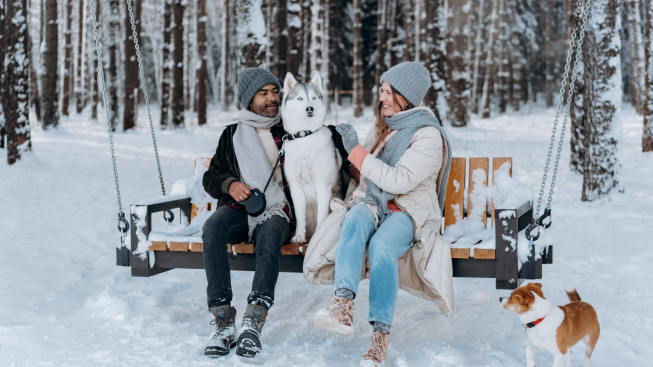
top-left (283, 130), bottom-right (315, 141)
top-left (524, 317), bottom-right (545, 329)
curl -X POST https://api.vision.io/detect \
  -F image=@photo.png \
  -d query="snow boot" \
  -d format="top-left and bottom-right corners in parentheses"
top-left (359, 331), bottom-right (390, 367)
top-left (204, 305), bottom-right (237, 357)
top-left (314, 296), bottom-right (354, 336)
top-left (235, 304), bottom-right (268, 358)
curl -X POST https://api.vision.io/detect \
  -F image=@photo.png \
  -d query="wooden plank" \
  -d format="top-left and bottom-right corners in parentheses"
top-left (473, 248), bottom-right (495, 259)
top-left (190, 242), bottom-right (203, 252)
top-left (467, 158), bottom-right (489, 227)
top-left (169, 241), bottom-right (190, 252)
top-left (450, 248), bottom-right (471, 259)
top-left (444, 158), bottom-right (466, 228)
top-left (281, 244), bottom-right (302, 255)
top-left (226, 243), bottom-right (255, 254)
top-left (149, 241), bottom-right (168, 251)
top-left (491, 157), bottom-right (513, 226)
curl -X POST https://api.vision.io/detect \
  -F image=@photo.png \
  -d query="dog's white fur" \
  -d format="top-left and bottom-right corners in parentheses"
top-left (281, 72), bottom-right (340, 243)
top-left (502, 283), bottom-right (600, 367)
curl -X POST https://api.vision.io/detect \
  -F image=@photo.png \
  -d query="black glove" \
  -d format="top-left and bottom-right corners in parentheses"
top-left (335, 123), bottom-right (360, 154)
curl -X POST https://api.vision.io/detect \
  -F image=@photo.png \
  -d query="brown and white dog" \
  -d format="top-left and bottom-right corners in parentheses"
top-left (500, 283), bottom-right (600, 367)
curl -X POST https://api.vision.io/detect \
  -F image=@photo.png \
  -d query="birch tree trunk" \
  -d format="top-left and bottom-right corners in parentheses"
top-left (446, 0), bottom-right (471, 127)
top-left (508, 0), bottom-right (523, 112)
top-left (41, 0), bottom-right (59, 129)
top-left (90, 0), bottom-right (98, 120)
top-left (75, 0), bottom-right (85, 114)
top-left (220, 0), bottom-right (230, 111)
top-left (582, 0), bottom-right (623, 201)
top-left (123, 0), bottom-right (140, 131)
top-left (160, 0), bottom-right (172, 127)
top-left (6, 0), bottom-right (32, 164)
top-left (171, 0), bottom-right (185, 127)
top-left (496, 0), bottom-right (509, 113)
top-left (310, 0), bottom-right (328, 90)
top-left (300, 0), bottom-right (311, 80)
top-left (0, 1), bottom-right (5, 149)
top-left (480, 0), bottom-right (500, 118)
top-left (61, 0), bottom-right (73, 116)
top-left (353, 0), bottom-right (363, 117)
top-left (625, 0), bottom-right (645, 113)
top-left (197, 0), bottom-right (207, 125)
top-left (643, 0), bottom-right (653, 151)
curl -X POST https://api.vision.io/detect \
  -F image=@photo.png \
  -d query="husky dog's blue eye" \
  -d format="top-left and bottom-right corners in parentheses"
top-left (297, 97), bottom-right (303, 101)
top-left (312, 96), bottom-right (316, 100)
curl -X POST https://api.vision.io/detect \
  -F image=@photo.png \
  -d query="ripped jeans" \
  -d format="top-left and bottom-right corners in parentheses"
top-left (334, 204), bottom-right (414, 326)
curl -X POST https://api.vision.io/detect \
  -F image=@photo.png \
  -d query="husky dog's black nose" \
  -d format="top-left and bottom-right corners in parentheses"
top-left (306, 106), bottom-right (314, 116)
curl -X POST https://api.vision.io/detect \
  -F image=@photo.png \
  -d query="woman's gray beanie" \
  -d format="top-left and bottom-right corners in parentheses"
top-left (237, 68), bottom-right (281, 107)
top-left (379, 62), bottom-right (431, 106)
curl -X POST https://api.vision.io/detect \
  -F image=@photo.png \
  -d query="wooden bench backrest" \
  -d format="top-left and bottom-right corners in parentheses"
top-left (443, 157), bottom-right (512, 229)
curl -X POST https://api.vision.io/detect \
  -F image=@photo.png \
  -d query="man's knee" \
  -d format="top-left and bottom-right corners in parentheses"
top-left (254, 216), bottom-right (291, 248)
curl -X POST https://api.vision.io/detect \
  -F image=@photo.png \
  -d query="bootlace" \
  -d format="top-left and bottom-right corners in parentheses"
top-left (363, 332), bottom-right (387, 362)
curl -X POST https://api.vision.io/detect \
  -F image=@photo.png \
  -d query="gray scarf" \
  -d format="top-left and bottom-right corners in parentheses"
top-left (232, 109), bottom-right (289, 238)
top-left (359, 106), bottom-right (452, 225)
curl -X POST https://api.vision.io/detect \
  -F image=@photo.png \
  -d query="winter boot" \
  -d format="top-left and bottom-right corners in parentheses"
top-left (359, 331), bottom-right (390, 367)
top-left (313, 296), bottom-right (354, 336)
top-left (204, 305), bottom-right (237, 357)
top-left (235, 304), bottom-right (268, 358)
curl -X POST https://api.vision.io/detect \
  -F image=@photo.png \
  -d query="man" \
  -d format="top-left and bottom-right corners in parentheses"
top-left (201, 68), bottom-right (294, 359)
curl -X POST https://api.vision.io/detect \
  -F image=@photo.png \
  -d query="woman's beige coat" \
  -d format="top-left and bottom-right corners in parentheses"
top-left (303, 125), bottom-right (454, 317)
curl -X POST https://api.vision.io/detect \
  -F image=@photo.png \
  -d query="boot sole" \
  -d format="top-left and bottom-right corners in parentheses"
top-left (314, 312), bottom-right (354, 336)
top-left (204, 341), bottom-right (236, 357)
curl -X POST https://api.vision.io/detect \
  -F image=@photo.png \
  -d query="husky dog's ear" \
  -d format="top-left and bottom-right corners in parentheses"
top-left (284, 73), bottom-right (298, 96)
top-left (310, 72), bottom-right (323, 94)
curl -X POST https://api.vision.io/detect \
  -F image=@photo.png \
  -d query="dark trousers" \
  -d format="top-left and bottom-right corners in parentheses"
top-left (202, 206), bottom-right (292, 310)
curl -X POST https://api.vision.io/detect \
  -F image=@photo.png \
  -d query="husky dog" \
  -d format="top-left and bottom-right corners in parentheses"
top-left (281, 72), bottom-right (341, 244)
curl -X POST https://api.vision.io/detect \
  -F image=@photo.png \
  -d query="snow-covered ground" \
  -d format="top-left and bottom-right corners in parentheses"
top-left (1, 104), bottom-right (652, 366)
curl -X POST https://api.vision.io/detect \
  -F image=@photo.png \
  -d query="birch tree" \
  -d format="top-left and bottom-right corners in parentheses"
top-left (403, 0), bottom-right (415, 62)
top-left (219, 0), bottom-right (230, 110)
top-left (496, 0), bottom-right (509, 113)
top-left (62, 0), bottom-right (73, 116)
top-left (171, 0), bottom-right (185, 127)
top-left (582, 0), bottom-right (623, 201)
top-left (267, 0), bottom-right (287, 79)
top-left (75, 0), bottom-right (84, 114)
top-left (5, 0), bottom-right (32, 164)
top-left (123, 0), bottom-right (140, 131)
top-left (625, 0), bottom-right (645, 113)
top-left (544, 0), bottom-right (554, 107)
top-left (106, 0), bottom-right (120, 130)
top-left (89, 0), bottom-right (98, 120)
top-left (644, 0), bottom-right (653, 152)
top-left (310, 0), bottom-right (329, 90)
top-left (160, 0), bottom-right (172, 127)
top-left (0, 1), bottom-right (5, 150)
top-left (480, 0), bottom-right (499, 118)
top-left (508, 0), bottom-right (524, 112)
top-left (353, 0), bottom-right (363, 117)
top-left (41, 0), bottom-right (59, 129)
top-left (197, 0), bottom-right (207, 125)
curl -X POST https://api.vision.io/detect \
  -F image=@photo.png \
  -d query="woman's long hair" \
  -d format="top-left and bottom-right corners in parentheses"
top-left (372, 84), bottom-right (414, 147)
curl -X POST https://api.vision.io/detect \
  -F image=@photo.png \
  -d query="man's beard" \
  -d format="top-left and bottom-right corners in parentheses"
top-left (252, 102), bottom-right (279, 117)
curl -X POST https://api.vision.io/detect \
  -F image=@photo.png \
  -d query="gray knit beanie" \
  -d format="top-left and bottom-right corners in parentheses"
top-left (237, 68), bottom-right (281, 107)
top-left (379, 62), bottom-right (431, 106)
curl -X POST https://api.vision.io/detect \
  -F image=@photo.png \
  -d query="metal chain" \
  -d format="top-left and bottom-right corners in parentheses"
top-left (528, 0), bottom-right (590, 240)
top-left (89, 0), bottom-right (129, 238)
top-left (126, 0), bottom-right (166, 196)
top-left (533, 1), bottom-right (589, 223)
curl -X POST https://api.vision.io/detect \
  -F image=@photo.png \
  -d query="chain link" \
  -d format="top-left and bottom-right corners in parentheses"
top-left (532, 0), bottom-right (591, 225)
top-left (89, 0), bottom-right (127, 234)
top-left (127, 0), bottom-right (167, 196)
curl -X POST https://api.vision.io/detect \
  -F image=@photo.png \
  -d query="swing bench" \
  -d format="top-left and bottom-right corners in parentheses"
top-left (121, 156), bottom-right (552, 290)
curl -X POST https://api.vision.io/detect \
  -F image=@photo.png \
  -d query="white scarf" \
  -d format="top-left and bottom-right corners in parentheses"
top-left (232, 110), bottom-right (289, 238)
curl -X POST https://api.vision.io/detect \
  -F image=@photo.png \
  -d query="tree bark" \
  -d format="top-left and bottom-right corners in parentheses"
top-left (6, 0), bottom-right (32, 164)
top-left (268, 0), bottom-right (288, 79)
top-left (496, 0), bottom-right (509, 113)
top-left (160, 0), bottom-right (172, 127)
top-left (219, 0), bottom-right (230, 111)
top-left (470, 0), bottom-right (485, 114)
top-left (107, 0), bottom-right (120, 130)
top-left (373, 0), bottom-right (388, 100)
top-left (90, 0), bottom-right (98, 120)
top-left (582, 0), bottom-right (623, 201)
top-left (625, 0), bottom-right (645, 113)
top-left (644, 0), bottom-right (653, 151)
top-left (62, 0), bottom-right (73, 116)
top-left (237, 0), bottom-right (265, 72)
top-left (41, 0), bottom-right (59, 129)
top-left (197, 0), bottom-right (207, 125)
top-left (544, 0), bottom-right (554, 107)
top-left (75, 0), bottom-right (85, 114)
top-left (403, 0), bottom-right (415, 62)
top-left (171, 0), bottom-right (185, 127)
top-left (480, 0), bottom-right (499, 118)
top-left (419, 0), bottom-right (445, 122)
top-left (353, 0), bottom-right (363, 117)
top-left (508, 0), bottom-right (523, 112)
top-left (287, 0), bottom-right (303, 76)
top-left (122, 0), bottom-right (140, 131)
top-left (446, 0), bottom-right (471, 127)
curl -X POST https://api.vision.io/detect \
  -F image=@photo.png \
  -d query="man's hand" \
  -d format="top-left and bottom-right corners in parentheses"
top-left (229, 181), bottom-right (253, 202)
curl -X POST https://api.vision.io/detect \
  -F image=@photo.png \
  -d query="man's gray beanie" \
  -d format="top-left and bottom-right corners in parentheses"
top-left (237, 68), bottom-right (281, 107)
top-left (379, 62), bottom-right (431, 106)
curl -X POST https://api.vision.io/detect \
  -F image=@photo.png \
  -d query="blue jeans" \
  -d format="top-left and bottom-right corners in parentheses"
top-left (334, 204), bottom-right (414, 326)
top-left (202, 206), bottom-right (292, 310)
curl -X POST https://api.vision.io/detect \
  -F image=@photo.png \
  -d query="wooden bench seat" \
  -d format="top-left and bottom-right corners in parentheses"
top-left (122, 156), bottom-right (551, 289)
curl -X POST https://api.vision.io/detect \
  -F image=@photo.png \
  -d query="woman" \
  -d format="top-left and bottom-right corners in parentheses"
top-left (308, 62), bottom-right (453, 366)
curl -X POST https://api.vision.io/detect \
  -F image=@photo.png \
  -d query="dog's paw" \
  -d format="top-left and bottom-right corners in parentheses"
top-left (290, 234), bottom-right (306, 244)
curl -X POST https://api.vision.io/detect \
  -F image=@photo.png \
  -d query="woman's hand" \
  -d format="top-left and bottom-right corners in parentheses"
top-left (348, 165), bottom-right (361, 184)
top-left (335, 123), bottom-right (360, 153)
top-left (229, 181), bottom-right (253, 202)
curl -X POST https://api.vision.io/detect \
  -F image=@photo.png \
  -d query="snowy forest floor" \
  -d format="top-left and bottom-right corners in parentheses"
top-left (1, 103), bottom-right (652, 366)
